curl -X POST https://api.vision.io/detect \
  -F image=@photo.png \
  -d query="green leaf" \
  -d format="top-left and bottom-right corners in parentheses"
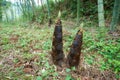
top-left (66, 68), bottom-right (71, 72)
top-left (65, 75), bottom-right (72, 80)
top-left (36, 76), bottom-right (42, 80)
top-left (71, 67), bottom-right (76, 71)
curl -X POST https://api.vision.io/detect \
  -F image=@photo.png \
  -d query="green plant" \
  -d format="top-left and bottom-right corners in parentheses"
top-left (36, 76), bottom-right (42, 80)
top-left (42, 39), bottom-right (51, 50)
top-left (99, 43), bottom-right (120, 73)
top-left (65, 74), bottom-right (74, 80)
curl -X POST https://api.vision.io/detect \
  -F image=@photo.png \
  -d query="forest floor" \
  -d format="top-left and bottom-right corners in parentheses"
top-left (0, 21), bottom-right (120, 80)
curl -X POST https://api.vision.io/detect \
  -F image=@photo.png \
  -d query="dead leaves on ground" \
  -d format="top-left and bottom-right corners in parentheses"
top-left (0, 53), bottom-right (40, 75)
top-left (14, 55), bottom-right (39, 75)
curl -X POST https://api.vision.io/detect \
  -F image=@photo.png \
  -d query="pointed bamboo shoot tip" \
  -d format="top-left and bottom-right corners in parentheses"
top-left (80, 28), bottom-right (83, 33)
top-left (58, 10), bottom-right (61, 18)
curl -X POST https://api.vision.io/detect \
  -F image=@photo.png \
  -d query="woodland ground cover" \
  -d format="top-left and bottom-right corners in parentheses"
top-left (0, 21), bottom-right (120, 80)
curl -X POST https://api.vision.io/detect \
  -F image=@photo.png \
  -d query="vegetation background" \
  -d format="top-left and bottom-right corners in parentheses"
top-left (0, 0), bottom-right (120, 80)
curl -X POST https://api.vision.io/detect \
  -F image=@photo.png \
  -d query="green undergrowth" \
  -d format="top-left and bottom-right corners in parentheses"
top-left (83, 27), bottom-right (120, 78)
top-left (0, 23), bottom-right (120, 79)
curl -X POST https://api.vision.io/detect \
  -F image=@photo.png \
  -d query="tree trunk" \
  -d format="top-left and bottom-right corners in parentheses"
top-left (46, 0), bottom-right (52, 27)
top-left (110, 0), bottom-right (120, 31)
top-left (98, 0), bottom-right (105, 27)
top-left (31, 0), bottom-right (36, 21)
top-left (40, 0), bottom-right (45, 12)
top-left (77, 0), bottom-right (80, 25)
top-left (0, 0), bottom-right (3, 21)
